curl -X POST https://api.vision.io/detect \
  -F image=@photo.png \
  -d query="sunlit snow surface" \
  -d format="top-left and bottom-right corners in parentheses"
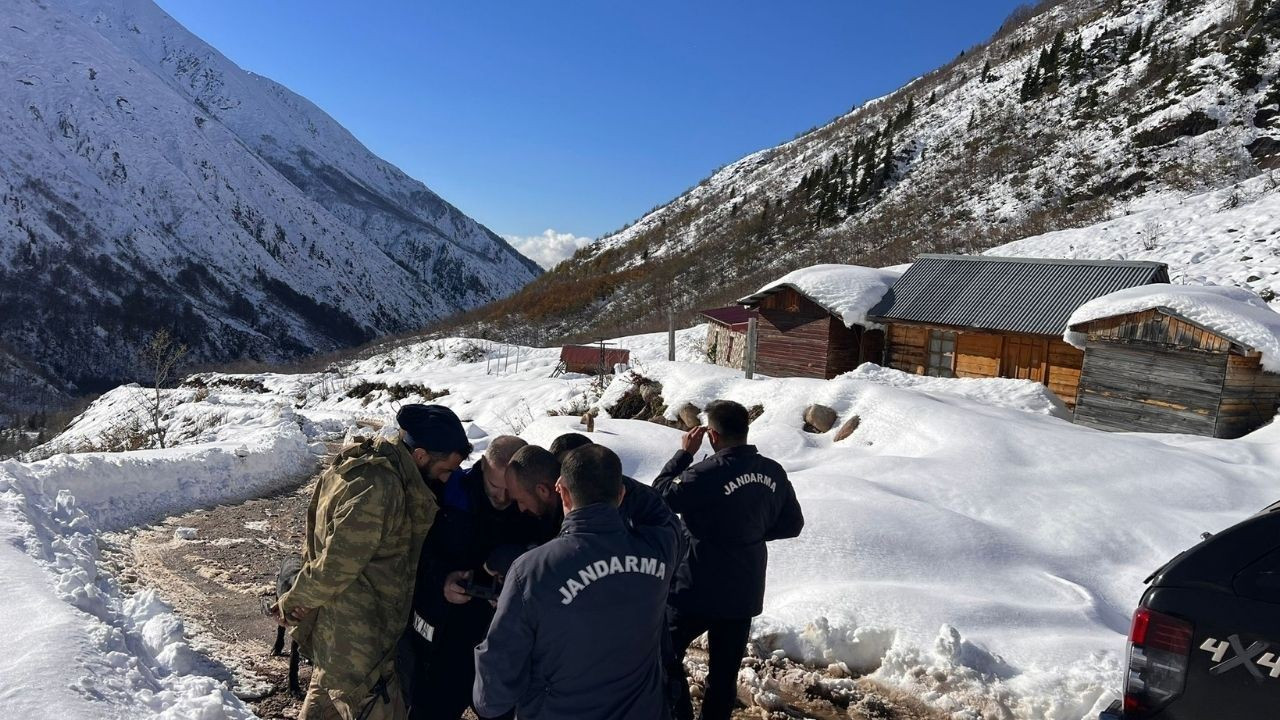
top-left (6, 324), bottom-right (1280, 719)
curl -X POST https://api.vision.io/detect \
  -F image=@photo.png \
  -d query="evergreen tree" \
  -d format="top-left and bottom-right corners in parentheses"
top-left (1066, 36), bottom-right (1085, 81)
top-left (1124, 27), bottom-right (1144, 61)
top-left (982, 59), bottom-right (993, 83)
top-left (880, 136), bottom-right (896, 184)
top-left (1049, 30), bottom-right (1067, 68)
top-left (1233, 34), bottom-right (1267, 92)
top-left (1020, 63), bottom-right (1040, 101)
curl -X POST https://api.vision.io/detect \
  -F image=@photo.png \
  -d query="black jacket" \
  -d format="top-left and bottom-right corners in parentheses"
top-left (409, 463), bottom-right (542, 644)
top-left (473, 503), bottom-right (677, 720)
top-left (653, 445), bottom-right (804, 618)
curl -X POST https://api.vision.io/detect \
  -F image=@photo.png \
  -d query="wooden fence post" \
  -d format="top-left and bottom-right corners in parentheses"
top-left (745, 317), bottom-right (758, 379)
top-left (668, 311), bottom-right (676, 362)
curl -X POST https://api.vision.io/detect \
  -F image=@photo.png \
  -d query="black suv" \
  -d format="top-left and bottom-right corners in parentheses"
top-left (1102, 502), bottom-right (1280, 719)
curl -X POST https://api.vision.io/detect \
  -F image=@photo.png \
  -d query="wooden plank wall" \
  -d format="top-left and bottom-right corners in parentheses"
top-left (886, 324), bottom-right (928, 375)
top-left (756, 288), bottom-right (836, 379)
top-left (886, 324), bottom-right (1082, 407)
top-left (1082, 309), bottom-right (1235, 352)
top-left (1074, 342), bottom-right (1226, 435)
top-left (1218, 354), bottom-right (1280, 438)
top-left (955, 332), bottom-right (1001, 377)
top-left (826, 320), bottom-right (862, 377)
top-left (1047, 339), bottom-right (1084, 406)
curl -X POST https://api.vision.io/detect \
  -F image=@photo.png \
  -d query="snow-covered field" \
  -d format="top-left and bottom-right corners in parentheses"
top-left (5, 324), bottom-right (1280, 719)
top-left (993, 174), bottom-right (1280, 310)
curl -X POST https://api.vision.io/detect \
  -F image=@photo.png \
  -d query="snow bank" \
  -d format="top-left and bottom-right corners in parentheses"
top-left (1066, 284), bottom-right (1280, 369)
top-left (844, 364), bottom-right (1069, 418)
top-left (739, 264), bottom-right (902, 328)
top-left (592, 357), bottom-right (1280, 718)
top-left (0, 406), bottom-right (318, 717)
top-left (10, 406), bottom-right (316, 530)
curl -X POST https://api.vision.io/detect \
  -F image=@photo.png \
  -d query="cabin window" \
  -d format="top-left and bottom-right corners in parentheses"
top-left (927, 331), bottom-right (956, 378)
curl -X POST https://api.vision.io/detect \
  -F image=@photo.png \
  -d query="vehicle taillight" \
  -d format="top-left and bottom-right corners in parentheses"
top-left (1123, 606), bottom-right (1193, 716)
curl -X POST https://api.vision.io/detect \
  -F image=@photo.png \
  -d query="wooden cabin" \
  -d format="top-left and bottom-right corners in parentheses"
top-left (868, 255), bottom-right (1170, 408)
top-left (698, 307), bottom-right (756, 369)
top-left (1071, 308), bottom-right (1280, 438)
top-left (554, 345), bottom-right (631, 376)
top-left (736, 285), bottom-right (886, 380)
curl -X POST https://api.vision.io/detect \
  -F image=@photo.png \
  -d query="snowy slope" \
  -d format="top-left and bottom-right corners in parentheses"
top-left (0, 0), bottom-right (539, 410)
top-left (992, 173), bottom-right (1280, 303)
top-left (468, 0), bottom-right (1280, 342)
top-left (18, 327), bottom-right (1280, 719)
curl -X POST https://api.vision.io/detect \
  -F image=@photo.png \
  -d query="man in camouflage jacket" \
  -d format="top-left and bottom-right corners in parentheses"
top-left (276, 404), bottom-right (472, 720)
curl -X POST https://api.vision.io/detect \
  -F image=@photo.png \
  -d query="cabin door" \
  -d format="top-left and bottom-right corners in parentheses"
top-left (1001, 336), bottom-right (1048, 383)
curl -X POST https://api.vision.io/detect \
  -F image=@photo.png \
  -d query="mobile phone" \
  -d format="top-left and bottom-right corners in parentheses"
top-left (462, 574), bottom-right (499, 602)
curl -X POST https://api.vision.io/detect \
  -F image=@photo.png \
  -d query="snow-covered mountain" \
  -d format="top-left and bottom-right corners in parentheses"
top-left (465, 0), bottom-right (1280, 340)
top-left (0, 0), bottom-right (540, 412)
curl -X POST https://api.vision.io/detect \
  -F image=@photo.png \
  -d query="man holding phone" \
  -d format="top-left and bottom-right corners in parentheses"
top-left (654, 400), bottom-right (805, 720)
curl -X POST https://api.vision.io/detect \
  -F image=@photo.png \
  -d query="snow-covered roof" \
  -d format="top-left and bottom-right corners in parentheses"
top-left (1067, 284), bottom-right (1280, 370)
top-left (737, 264), bottom-right (902, 329)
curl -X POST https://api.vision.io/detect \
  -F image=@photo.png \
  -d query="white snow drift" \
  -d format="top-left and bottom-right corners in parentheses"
top-left (0, 409), bottom-right (318, 719)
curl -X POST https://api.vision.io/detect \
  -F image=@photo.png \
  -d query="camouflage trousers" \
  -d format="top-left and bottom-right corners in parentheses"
top-left (300, 673), bottom-right (407, 720)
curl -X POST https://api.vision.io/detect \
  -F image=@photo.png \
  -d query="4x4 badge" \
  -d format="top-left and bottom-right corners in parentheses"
top-left (1201, 635), bottom-right (1274, 682)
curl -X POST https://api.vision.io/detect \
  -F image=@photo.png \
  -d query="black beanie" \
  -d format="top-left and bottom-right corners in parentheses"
top-left (396, 404), bottom-right (469, 455)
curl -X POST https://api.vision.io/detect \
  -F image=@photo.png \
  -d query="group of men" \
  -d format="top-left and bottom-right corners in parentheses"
top-left (272, 398), bottom-right (804, 720)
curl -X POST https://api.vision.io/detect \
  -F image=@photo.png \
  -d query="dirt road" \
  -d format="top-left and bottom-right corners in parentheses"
top-left (104, 470), bottom-right (944, 720)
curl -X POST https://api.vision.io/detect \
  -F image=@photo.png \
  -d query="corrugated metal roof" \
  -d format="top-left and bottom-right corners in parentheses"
top-left (699, 306), bottom-right (756, 330)
top-left (867, 254), bottom-right (1170, 336)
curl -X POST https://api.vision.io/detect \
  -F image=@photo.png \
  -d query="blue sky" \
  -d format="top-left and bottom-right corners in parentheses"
top-left (154, 0), bottom-right (1028, 266)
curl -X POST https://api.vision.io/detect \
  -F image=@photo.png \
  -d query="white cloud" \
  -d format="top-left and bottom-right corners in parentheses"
top-left (502, 229), bottom-right (595, 270)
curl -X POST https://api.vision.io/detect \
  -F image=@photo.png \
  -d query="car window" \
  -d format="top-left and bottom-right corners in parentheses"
top-left (1236, 547), bottom-right (1280, 604)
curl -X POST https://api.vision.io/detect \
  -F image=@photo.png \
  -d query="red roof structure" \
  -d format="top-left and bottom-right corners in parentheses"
top-left (558, 345), bottom-right (631, 375)
top-left (699, 306), bottom-right (757, 332)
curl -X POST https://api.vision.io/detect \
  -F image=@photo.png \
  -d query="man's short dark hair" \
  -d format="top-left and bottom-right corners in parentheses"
top-left (507, 445), bottom-right (559, 493)
top-left (560, 445), bottom-right (623, 508)
top-left (549, 432), bottom-right (593, 462)
top-left (705, 400), bottom-right (749, 444)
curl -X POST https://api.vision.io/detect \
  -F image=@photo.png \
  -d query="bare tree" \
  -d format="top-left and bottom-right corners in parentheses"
top-left (140, 329), bottom-right (188, 449)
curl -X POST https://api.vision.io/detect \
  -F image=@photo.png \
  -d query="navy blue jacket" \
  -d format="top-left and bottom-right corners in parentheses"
top-left (653, 445), bottom-right (804, 618)
top-left (473, 503), bottom-right (677, 720)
